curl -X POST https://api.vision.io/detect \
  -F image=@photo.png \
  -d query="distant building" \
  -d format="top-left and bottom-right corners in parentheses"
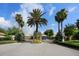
top-left (42, 34), bottom-right (48, 40)
top-left (0, 32), bottom-right (5, 38)
top-left (24, 34), bottom-right (48, 40)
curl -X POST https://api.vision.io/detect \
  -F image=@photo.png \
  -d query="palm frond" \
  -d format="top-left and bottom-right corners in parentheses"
top-left (27, 9), bottom-right (48, 30)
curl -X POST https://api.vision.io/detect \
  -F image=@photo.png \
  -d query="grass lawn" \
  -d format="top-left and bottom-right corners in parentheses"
top-left (64, 40), bottom-right (79, 47)
top-left (55, 40), bottom-right (79, 49)
top-left (0, 40), bottom-right (17, 45)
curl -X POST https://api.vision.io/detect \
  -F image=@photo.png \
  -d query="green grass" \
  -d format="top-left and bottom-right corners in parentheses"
top-left (0, 40), bottom-right (17, 45)
top-left (64, 40), bottom-right (79, 47)
top-left (55, 40), bottom-right (79, 49)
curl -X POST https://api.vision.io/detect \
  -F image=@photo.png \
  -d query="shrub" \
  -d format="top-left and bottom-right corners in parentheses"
top-left (64, 24), bottom-right (78, 40)
top-left (6, 27), bottom-right (19, 35)
top-left (33, 32), bottom-right (42, 43)
top-left (33, 31), bottom-right (42, 40)
top-left (32, 39), bottom-right (42, 43)
top-left (0, 35), bottom-right (11, 41)
top-left (44, 29), bottom-right (54, 39)
top-left (72, 32), bottom-right (79, 40)
top-left (54, 32), bottom-right (63, 42)
top-left (5, 35), bottom-right (11, 40)
top-left (15, 32), bottom-right (25, 42)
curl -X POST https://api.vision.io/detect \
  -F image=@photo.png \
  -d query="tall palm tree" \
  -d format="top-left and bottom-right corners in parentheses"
top-left (60, 9), bottom-right (68, 33)
top-left (55, 9), bottom-right (68, 42)
top-left (27, 9), bottom-right (47, 33)
top-left (76, 19), bottom-right (79, 30)
top-left (55, 9), bottom-right (67, 33)
top-left (15, 14), bottom-right (24, 31)
top-left (55, 13), bottom-right (61, 32)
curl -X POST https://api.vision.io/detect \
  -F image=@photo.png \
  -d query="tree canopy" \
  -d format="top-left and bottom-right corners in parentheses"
top-left (64, 24), bottom-right (78, 37)
top-left (27, 9), bottom-right (47, 32)
top-left (44, 29), bottom-right (54, 39)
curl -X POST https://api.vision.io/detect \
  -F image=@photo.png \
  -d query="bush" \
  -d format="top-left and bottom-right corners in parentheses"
top-left (6, 27), bottom-right (20, 35)
top-left (33, 31), bottom-right (42, 40)
top-left (72, 32), bottom-right (79, 40)
top-left (33, 32), bottom-right (42, 43)
top-left (15, 32), bottom-right (25, 42)
top-left (0, 40), bottom-right (16, 44)
top-left (64, 24), bottom-right (78, 40)
top-left (32, 39), bottom-right (42, 43)
top-left (0, 35), bottom-right (12, 41)
top-left (5, 35), bottom-right (11, 40)
top-left (54, 32), bottom-right (63, 42)
top-left (44, 29), bottom-right (54, 39)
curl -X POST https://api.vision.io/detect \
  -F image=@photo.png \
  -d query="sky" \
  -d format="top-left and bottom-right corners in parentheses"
top-left (0, 3), bottom-right (79, 36)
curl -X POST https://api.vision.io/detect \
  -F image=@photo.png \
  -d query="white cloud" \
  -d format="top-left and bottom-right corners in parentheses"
top-left (51, 23), bottom-right (55, 26)
top-left (11, 3), bottom-right (44, 36)
top-left (49, 7), bottom-right (56, 16)
top-left (0, 17), bottom-right (19, 29)
top-left (68, 6), bottom-right (77, 12)
top-left (0, 17), bottom-right (12, 28)
top-left (20, 3), bottom-right (44, 12)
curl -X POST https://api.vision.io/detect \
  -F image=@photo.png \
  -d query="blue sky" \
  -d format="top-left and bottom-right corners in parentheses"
top-left (0, 3), bottom-right (79, 35)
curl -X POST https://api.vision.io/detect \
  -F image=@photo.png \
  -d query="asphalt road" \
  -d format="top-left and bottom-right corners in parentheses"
top-left (0, 42), bottom-right (79, 56)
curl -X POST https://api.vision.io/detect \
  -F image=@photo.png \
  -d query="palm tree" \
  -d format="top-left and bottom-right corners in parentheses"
top-left (15, 14), bottom-right (24, 31)
top-left (55, 13), bottom-right (61, 32)
top-left (55, 9), bottom-right (67, 32)
top-left (55, 9), bottom-right (68, 42)
top-left (76, 19), bottom-right (79, 30)
top-left (15, 14), bottom-right (25, 41)
top-left (27, 9), bottom-right (47, 33)
top-left (60, 9), bottom-right (68, 33)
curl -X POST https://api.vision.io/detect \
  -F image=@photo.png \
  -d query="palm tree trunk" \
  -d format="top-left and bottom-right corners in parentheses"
top-left (19, 26), bottom-right (22, 32)
top-left (35, 23), bottom-right (38, 40)
top-left (58, 23), bottom-right (60, 32)
top-left (61, 22), bottom-right (63, 33)
top-left (69, 36), bottom-right (72, 41)
top-left (61, 22), bottom-right (64, 42)
top-left (36, 23), bottom-right (38, 33)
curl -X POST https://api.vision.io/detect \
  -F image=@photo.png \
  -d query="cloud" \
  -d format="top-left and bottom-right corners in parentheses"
top-left (20, 3), bottom-right (44, 12)
top-left (68, 6), bottom-right (77, 12)
top-left (0, 17), bottom-right (12, 28)
top-left (51, 23), bottom-right (55, 26)
top-left (49, 7), bottom-right (56, 16)
top-left (11, 3), bottom-right (44, 36)
top-left (0, 17), bottom-right (19, 29)
top-left (46, 23), bottom-right (55, 30)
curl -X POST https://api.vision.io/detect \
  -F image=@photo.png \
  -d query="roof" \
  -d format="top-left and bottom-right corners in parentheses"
top-left (42, 34), bottom-right (47, 36)
top-left (0, 32), bottom-right (5, 36)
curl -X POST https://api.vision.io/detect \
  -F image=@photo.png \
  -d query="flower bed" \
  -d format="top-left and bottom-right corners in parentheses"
top-left (32, 39), bottom-right (42, 44)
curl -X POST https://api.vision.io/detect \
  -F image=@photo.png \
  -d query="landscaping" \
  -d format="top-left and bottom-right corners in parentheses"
top-left (0, 3), bottom-right (79, 56)
top-left (64, 40), bottom-right (79, 47)
top-left (0, 40), bottom-right (16, 44)
top-left (0, 4), bottom-right (79, 50)
top-left (54, 40), bottom-right (79, 50)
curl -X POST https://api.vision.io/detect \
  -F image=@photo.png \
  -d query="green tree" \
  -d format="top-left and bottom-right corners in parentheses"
top-left (6, 27), bottom-right (19, 35)
top-left (0, 28), bottom-right (6, 33)
top-left (44, 29), bottom-right (54, 39)
top-left (76, 19), bottom-right (79, 30)
top-left (15, 14), bottom-right (25, 42)
top-left (55, 9), bottom-right (68, 42)
top-left (15, 14), bottom-right (24, 31)
top-left (72, 19), bottom-right (79, 40)
top-left (27, 9), bottom-right (47, 33)
top-left (64, 24), bottom-right (78, 41)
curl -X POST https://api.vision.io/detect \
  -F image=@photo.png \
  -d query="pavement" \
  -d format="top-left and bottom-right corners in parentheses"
top-left (0, 42), bottom-right (79, 56)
